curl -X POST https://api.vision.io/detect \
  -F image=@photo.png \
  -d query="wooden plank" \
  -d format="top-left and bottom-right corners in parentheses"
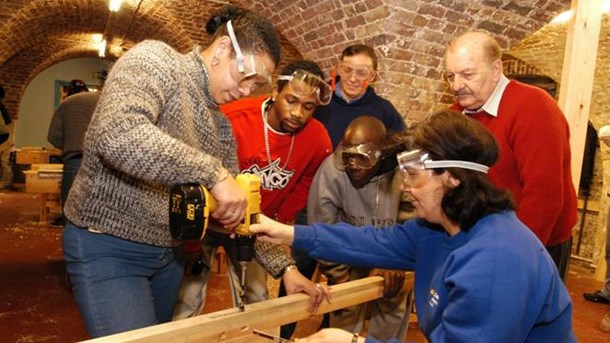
top-left (80, 276), bottom-right (385, 343)
top-left (557, 0), bottom-right (602, 187)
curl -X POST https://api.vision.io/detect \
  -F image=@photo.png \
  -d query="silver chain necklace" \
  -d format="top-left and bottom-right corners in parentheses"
top-left (263, 101), bottom-right (295, 171)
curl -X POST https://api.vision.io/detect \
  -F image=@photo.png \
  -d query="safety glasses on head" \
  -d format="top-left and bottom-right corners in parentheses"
top-left (337, 62), bottom-right (374, 81)
top-left (333, 142), bottom-right (382, 170)
top-left (226, 20), bottom-right (272, 91)
top-left (277, 69), bottom-right (332, 105)
top-left (397, 149), bottom-right (488, 185)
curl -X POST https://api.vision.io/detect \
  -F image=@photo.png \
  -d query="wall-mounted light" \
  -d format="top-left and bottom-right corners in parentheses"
top-left (98, 39), bottom-right (107, 58)
top-left (109, 0), bottom-right (123, 12)
top-left (551, 0), bottom-right (610, 24)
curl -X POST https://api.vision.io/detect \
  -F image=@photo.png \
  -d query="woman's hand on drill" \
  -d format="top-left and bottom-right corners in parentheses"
top-left (210, 174), bottom-right (246, 229)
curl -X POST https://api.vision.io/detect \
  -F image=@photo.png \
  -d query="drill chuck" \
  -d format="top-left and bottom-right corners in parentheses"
top-left (236, 234), bottom-right (256, 262)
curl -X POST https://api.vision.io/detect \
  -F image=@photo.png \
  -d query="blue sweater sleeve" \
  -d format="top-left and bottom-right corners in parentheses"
top-left (293, 221), bottom-right (418, 271)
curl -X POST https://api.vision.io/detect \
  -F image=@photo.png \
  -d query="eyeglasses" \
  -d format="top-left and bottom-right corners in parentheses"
top-left (226, 20), bottom-right (272, 91)
top-left (333, 142), bottom-right (382, 170)
top-left (337, 63), bottom-right (374, 81)
top-left (397, 149), bottom-right (489, 185)
top-left (277, 69), bottom-right (332, 105)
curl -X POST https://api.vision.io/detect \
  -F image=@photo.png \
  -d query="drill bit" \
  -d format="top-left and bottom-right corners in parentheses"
top-left (239, 261), bottom-right (248, 311)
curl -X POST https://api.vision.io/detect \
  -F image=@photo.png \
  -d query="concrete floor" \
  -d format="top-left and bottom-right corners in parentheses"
top-left (0, 189), bottom-right (608, 342)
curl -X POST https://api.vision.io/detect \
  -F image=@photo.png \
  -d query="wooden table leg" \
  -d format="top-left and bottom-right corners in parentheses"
top-left (39, 193), bottom-right (48, 225)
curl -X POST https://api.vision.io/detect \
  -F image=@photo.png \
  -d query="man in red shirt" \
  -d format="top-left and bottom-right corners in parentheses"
top-left (223, 60), bottom-right (332, 224)
top-left (444, 31), bottom-right (577, 281)
top-left (173, 60), bottom-right (332, 319)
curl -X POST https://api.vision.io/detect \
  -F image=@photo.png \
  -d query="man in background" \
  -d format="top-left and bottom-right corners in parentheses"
top-left (314, 44), bottom-right (405, 148)
top-left (0, 85), bottom-right (14, 189)
top-left (444, 31), bottom-right (577, 281)
top-left (47, 80), bottom-right (99, 219)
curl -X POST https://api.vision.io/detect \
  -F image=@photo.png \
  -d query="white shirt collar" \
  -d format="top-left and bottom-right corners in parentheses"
top-left (463, 74), bottom-right (509, 117)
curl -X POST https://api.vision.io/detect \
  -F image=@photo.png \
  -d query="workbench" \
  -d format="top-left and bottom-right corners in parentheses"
top-left (23, 163), bottom-right (62, 225)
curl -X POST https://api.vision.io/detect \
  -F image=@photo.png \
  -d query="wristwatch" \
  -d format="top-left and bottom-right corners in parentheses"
top-left (280, 264), bottom-right (298, 277)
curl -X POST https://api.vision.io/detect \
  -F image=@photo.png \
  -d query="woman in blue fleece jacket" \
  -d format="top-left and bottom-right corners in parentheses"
top-left (251, 109), bottom-right (575, 343)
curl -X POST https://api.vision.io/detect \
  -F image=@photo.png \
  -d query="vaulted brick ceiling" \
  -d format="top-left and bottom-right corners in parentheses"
top-left (0, 0), bottom-right (575, 121)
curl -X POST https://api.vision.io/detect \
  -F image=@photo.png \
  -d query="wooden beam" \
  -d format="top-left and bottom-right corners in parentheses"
top-left (557, 0), bottom-right (602, 187)
top-left (80, 276), bottom-right (385, 343)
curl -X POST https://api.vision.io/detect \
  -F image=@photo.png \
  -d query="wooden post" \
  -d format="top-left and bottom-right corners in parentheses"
top-left (39, 193), bottom-right (48, 224)
top-left (557, 0), bottom-right (604, 280)
top-left (557, 0), bottom-right (602, 189)
top-left (80, 276), bottom-right (385, 343)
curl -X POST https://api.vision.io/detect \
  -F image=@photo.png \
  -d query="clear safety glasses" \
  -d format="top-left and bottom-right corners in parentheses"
top-left (397, 149), bottom-right (489, 186)
top-left (333, 142), bottom-right (382, 170)
top-left (227, 20), bottom-right (272, 91)
top-left (277, 69), bottom-right (332, 105)
top-left (337, 62), bottom-right (374, 81)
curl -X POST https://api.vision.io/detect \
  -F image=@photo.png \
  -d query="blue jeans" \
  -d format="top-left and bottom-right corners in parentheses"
top-left (62, 223), bottom-right (183, 337)
top-left (61, 157), bottom-right (82, 209)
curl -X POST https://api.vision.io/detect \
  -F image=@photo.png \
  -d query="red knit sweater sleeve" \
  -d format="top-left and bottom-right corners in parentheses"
top-left (502, 85), bottom-right (572, 244)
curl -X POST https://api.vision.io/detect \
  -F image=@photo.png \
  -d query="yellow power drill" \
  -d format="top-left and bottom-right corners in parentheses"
top-left (169, 173), bottom-right (261, 310)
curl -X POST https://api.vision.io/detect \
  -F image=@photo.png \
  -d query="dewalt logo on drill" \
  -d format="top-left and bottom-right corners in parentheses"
top-left (170, 194), bottom-right (182, 215)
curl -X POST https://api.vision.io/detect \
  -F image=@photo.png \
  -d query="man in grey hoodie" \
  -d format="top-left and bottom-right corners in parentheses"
top-left (307, 116), bottom-right (413, 341)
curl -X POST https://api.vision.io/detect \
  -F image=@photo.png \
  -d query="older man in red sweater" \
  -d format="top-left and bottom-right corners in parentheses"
top-left (445, 31), bottom-right (577, 281)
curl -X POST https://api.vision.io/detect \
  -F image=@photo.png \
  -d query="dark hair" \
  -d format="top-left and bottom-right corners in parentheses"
top-left (205, 5), bottom-right (281, 66)
top-left (67, 79), bottom-right (88, 96)
top-left (276, 60), bottom-right (324, 92)
top-left (341, 44), bottom-right (378, 70)
top-left (381, 129), bottom-right (411, 159)
top-left (0, 85), bottom-right (5, 99)
top-left (412, 110), bottom-right (514, 231)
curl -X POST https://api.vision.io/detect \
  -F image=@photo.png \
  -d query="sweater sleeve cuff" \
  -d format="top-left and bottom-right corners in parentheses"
top-left (210, 167), bottom-right (229, 188)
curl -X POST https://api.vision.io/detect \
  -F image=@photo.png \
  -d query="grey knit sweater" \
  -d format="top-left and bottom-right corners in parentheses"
top-left (64, 40), bottom-right (292, 276)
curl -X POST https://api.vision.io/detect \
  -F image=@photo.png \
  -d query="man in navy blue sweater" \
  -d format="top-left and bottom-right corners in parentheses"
top-left (314, 44), bottom-right (405, 148)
